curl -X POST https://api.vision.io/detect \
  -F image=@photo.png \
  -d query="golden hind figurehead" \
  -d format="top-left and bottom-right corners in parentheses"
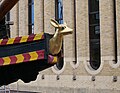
top-left (49, 19), bottom-right (73, 55)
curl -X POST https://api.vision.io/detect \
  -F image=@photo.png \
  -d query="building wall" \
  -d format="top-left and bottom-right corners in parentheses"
top-left (9, 0), bottom-right (120, 93)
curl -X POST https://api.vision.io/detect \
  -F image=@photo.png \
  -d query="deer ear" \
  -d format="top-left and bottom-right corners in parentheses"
top-left (50, 19), bottom-right (59, 28)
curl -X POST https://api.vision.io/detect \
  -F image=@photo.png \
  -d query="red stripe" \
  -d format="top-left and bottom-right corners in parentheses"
top-left (1, 39), bottom-right (8, 45)
top-left (0, 58), bottom-right (4, 66)
top-left (0, 33), bottom-right (44, 46)
top-left (36, 50), bottom-right (45, 59)
top-left (41, 34), bottom-right (44, 39)
top-left (27, 34), bottom-right (35, 42)
top-left (9, 56), bottom-right (17, 64)
top-left (22, 53), bottom-right (31, 62)
top-left (14, 37), bottom-right (22, 44)
top-left (0, 50), bottom-right (45, 66)
top-left (48, 55), bottom-right (54, 64)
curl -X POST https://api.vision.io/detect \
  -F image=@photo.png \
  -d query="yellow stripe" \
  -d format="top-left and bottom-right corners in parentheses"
top-left (0, 32), bottom-right (44, 45)
top-left (29, 52), bottom-right (38, 61)
top-left (16, 54), bottom-right (24, 63)
top-left (7, 38), bottom-right (15, 44)
top-left (52, 57), bottom-right (58, 64)
top-left (3, 57), bottom-right (11, 66)
top-left (34, 32), bottom-right (44, 40)
top-left (0, 39), bottom-right (3, 44)
top-left (20, 36), bottom-right (28, 43)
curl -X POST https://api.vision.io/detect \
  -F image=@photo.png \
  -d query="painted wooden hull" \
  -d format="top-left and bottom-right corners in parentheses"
top-left (0, 33), bottom-right (57, 86)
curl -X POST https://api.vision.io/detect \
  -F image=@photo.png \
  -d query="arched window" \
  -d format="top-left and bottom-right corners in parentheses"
top-left (54, 0), bottom-right (64, 71)
top-left (88, 0), bottom-right (101, 70)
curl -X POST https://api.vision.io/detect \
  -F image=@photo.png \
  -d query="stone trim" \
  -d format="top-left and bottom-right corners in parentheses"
top-left (10, 76), bottom-right (120, 92)
top-left (52, 61), bottom-right (66, 74)
top-left (109, 56), bottom-right (120, 68)
top-left (70, 60), bottom-right (80, 69)
top-left (84, 59), bottom-right (103, 75)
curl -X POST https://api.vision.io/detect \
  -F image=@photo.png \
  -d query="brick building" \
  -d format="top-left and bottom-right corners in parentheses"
top-left (4, 0), bottom-right (120, 93)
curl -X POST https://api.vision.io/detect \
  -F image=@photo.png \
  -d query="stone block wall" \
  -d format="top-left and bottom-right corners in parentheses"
top-left (9, 0), bottom-right (120, 93)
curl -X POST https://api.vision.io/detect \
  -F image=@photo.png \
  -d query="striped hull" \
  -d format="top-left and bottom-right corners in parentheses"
top-left (0, 33), bottom-right (58, 86)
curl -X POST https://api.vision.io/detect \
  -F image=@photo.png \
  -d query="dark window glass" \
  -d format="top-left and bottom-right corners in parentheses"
top-left (89, 0), bottom-right (101, 70)
top-left (0, 12), bottom-right (10, 39)
top-left (89, 0), bottom-right (99, 12)
top-left (0, 17), bottom-right (7, 39)
top-left (56, 56), bottom-right (64, 70)
top-left (6, 12), bottom-right (10, 38)
top-left (28, 0), bottom-right (34, 34)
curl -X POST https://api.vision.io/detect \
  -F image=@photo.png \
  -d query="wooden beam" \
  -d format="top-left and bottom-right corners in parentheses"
top-left (0, 0), bottom-right (19, 21)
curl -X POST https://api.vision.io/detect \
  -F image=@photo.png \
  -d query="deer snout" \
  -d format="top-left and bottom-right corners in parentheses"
top-left (60, 26), bottom-right (73, 35)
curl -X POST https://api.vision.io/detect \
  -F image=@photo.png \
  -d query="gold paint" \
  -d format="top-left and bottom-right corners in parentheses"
top-left (52, 56), bottom-right (58, 64)
top-left (34, 32), bottom-right (44, 40)
top-left (29, 52), bottom-right (38, 61)
top-left (20, 36), bottom-right (28, 43)
top-left (49, 19), bottom-right (73, 55)
top-left (3, 57), bottom-right (11, 65)
top-left (7, 38), bottom-right (15, 44)
top-left (16, 54), bottom-right (24, 63)
top-left (0, 39), bottom-right (3, 44)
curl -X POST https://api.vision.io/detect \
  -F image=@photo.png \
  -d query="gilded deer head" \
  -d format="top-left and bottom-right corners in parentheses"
top-left (49, 19), bottom-right (73, 55)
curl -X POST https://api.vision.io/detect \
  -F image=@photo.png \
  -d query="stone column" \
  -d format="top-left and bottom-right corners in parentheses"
top-left (34, 0), bottom-right (44, 33)
top-left (76, 0), bottom-right (89, 61)
top-left (10, 3), bottom-right (19, 38)
top-left (63, 0), bottom-right (75, 62)
top-left (18, 0), bottom-right (28, 36)
top-left (44, 0), bottom-right (55, 34)
top-left (100, 0), bottom-right (115, 60)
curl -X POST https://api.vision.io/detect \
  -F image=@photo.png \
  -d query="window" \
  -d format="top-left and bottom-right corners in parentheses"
top-left (5, 12), bottom-right (10, 38)
top-left (56, 56), bottom-right (64, 70)
top-left (0, 17), bottom-right (6, 39)
top-left (54, 0), bottom-right (64, 71)
top-left (55, 0), bottom-right (63, 24)
top-left (0, 12), bottom-right (11, 39)
top-left (89, 0), bottom-right (101, 70)
top-left (28, 0), bottom-right (34, 35)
